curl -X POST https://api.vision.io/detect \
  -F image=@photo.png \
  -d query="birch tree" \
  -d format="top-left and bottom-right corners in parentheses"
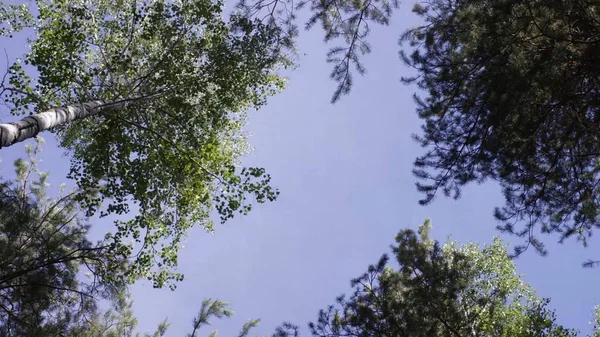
top-left (0, 140), bottom-right (262, 336)
top-left (0, 0), bottom-right (291, 288)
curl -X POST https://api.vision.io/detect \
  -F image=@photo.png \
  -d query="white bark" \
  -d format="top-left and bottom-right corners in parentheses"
top-left (0, 91), bottom-right (165, 149)
top-left (0, 101), bottom-right (104, 148)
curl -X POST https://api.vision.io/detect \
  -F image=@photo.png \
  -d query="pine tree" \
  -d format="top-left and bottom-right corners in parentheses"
top-left (400, 0), bottom-right (600, 257)
top-left (281, 219), bottom-right (582, 337)
top-left (0, 139), bottom-right (124, 336)
top-left (234, 0), bottom-right (600, 257)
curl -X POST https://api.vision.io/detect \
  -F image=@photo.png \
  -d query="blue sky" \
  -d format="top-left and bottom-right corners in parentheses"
top-left (2, 1), bottom-right (600, 336)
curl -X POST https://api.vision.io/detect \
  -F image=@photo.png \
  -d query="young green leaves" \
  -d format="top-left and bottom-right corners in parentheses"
top-left (2, 0), bottom-right (289, 288)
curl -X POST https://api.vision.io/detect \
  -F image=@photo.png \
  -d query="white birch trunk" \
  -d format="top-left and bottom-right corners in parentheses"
top-left (1, 100), bottom-right (104, 148)
top-left (0, 91), bottom-right (165, 149)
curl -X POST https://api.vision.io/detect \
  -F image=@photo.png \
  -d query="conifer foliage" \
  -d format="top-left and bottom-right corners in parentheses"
top-left (400, 0), bottom-right (600, 255)
top-left (0, 139), bottom-right (123, 336)
top-left (301, 220), bottom-right (580, 337)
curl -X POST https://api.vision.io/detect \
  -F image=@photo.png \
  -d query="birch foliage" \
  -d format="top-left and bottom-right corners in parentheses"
top-left (1, 0), bottom-right (290, 288)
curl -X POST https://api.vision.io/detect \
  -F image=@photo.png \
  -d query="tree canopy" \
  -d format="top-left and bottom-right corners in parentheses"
top-left (236, 0), bottom-right (400, 102)
top-left (1, 0), bottom-right (291, 288)
top-left (400, 0), bottom-right (600, 257)
top-left (4, 0), bottom-right (600, 334)
top-left (233, 0), bottom-right (600, 257)
top-left (0, 139), bottom-right (124, 336)
top-left (76, 296), bottom-right (259, 337)
top-left (0, 140), bottom-right (266, 336)
top-left (283, 219), bottom-right (595, 337)
top-left (2, 150), bottom-right (597, 336)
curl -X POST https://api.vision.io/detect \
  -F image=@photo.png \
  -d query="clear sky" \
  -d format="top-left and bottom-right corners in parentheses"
top-left (2, 1), bottom-right (600, 336)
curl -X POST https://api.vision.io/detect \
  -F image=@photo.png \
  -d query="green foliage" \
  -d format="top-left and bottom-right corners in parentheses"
top-left (399, 0), bottom-right (600, 257)
top-left (1, 0), bottom-right (290, 288)
top-left (70, 290), bottom-right (170, 337)
top-left (0, 141), bottom-right (261, 336)
top-left (0, 139), bottom-right (124, 336)
top-left (233, 0), bottom-right (600, 260)
top-left (74, 296), bottom-right (261, 337)
top-left (235, 0), bottom-right (399, 102)
top-left (300, 0), bottom-right (399, 102)
top-left (187, 298), bottom-right (261, 337)
top-left (0, 1), bottom-right (33, 37)
top-left (592, 306), bottom-right (600, 337)
top-left (303, 219), bottom-right (579, 337)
